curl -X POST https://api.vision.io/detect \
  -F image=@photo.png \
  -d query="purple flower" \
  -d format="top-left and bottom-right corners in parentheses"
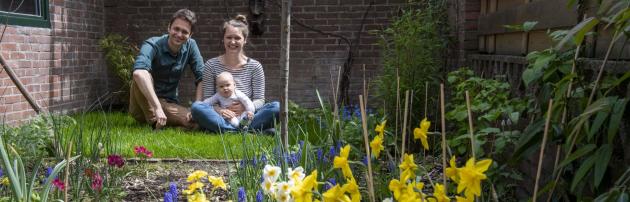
top-left (260, 154), bottom-right (268, 165)
top-left (252, 156), bottom-right (258, 167)
top-left (164, 192), bottom-right (173, 202)
top-left (45, 167), bottom-right (53, 178)
top-left (107, 154), bottom-right (125, 168)
top-left (323, 178), bottom-right (337, 192)
top-left (91, 172), bottom-right (103, 191)
top-left (52, 178), bottom-right (65, 190)
top-left (362, 155), bottom-right (369, 166)
top-left (316, 148), bottom-right (323, 162)
top-left (0, 168), bottom-right (3, 178)
top-left (328, 146), bottom-right (336, 160)
top-left (256, 190), bottom-right (264, 202)
top-left (169, 182), bottom-right (178, 200)
top-left (238, 187), bottom-right (247, 202)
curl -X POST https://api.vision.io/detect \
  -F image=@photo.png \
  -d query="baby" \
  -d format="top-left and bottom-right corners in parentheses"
top-left (202, 72), bottom-right (255, 128)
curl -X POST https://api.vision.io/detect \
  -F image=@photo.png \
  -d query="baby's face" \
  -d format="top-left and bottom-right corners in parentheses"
top-left (216, 76), bottom-right (235, 97)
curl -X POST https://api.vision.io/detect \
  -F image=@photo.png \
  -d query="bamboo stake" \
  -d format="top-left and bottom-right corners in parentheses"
top-left (64, 141), bottom-right (73, 202)
top-left (401, 90), bottom-right (410, 157)
top-left (0, 53), bottom-right (43, 113)
top-left (465, 91), bottom-right (476, 159)
top-left (359, 95), bottom-right (375, 202)
top-left (395, 76), bottom-right (400, 150)
top-left (425, 81), bottom-right (429, 117)
top-left (363, 64), bottom-right (367, 107)
top-left (533, 99), bottom-right (554, 202)
top-left (440, 84), bottom-right (448, 187)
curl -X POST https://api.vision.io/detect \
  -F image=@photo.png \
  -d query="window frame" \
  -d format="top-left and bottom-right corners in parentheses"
top-left (0, 0), bottom-right (50, 28)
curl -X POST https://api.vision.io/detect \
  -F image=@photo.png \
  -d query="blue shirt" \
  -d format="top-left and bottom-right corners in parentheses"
top-left (133, 34), bottom-right (204, 103)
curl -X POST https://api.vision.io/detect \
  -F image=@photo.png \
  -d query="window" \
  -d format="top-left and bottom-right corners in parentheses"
top-left (0, 0), bottom-right (50, 28)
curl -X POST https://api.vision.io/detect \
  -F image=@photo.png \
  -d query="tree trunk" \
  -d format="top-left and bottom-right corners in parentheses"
top-left (280, 0), bottom-right (291, 148)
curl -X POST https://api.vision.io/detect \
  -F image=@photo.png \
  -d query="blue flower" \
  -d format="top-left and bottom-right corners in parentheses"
top-left (164, 192), bottom-right (173, 202)
top-left (260, 154), bottom-right (268, 165)
top-left (256, 190), bottom-right (264, 202)
top-left (328, 146), bottom-right (336, 160)
top-left (0, 168), bottom-right (3, 178)
top-left (238, 187), bottom-right (247, 202)
top-left (353, 106), bottom-right (362, 118)
top-left (240, 159), bottom-right (247, 167)
top-left (316, 148), bottom-right (323, 162)
top-left (169, 182), bottom-right (178, 200)
top-left (45, 167), bottom-right (53, 178)
top-left (252, 156), bottom-right (258, 167)
top-left (362, 155), bottom-right (369, 166)
top-left (323, 178), bottom-right (337, 192)
top-left (342, 106), bottom-right (353, 120)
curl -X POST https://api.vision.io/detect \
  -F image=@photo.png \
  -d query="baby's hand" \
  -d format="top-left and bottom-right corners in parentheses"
top-left (247, 112), bottom-right (254, 120)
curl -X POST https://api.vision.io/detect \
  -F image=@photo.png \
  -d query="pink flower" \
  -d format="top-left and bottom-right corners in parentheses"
top-left (107, 154), bottom-right (125, 168)
top-left (52, 178), bottom-right (65, 190)
top-left (91, 173), bottom-right (103, 191)
top-left (134, 146), bottom-right (153, 158)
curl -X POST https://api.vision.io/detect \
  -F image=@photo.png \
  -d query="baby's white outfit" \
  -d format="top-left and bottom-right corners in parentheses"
top-left (202, 89), bottom-right (255, 128)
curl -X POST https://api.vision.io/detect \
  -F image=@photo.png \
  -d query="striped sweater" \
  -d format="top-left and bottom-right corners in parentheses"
top-left (201, 57), bottom-right (266, 109)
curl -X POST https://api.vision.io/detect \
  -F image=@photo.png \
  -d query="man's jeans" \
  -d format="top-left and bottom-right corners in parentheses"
top-left (191, 101), bottom-right (280, 133)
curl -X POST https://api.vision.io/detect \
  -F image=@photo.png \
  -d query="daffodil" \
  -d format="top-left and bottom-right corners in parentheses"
top-left (276, 191), bottom-right (292, 202)
top-left (456, 195), bottom-right (474, 202)
top-left (445, 156), bottom-right (460, 183)
top-left (208, 176), bottom-right (227, 190)
top-left (288, 167), bottom-right (305, 182)
top-left (322, 185), bottom-right (351, 202)
top-left (399, 153), bottom-right (417, 179)
top-left (263, 165), bottom-right (282, 182)
top-left (291, 170), bottom-right (318, 202)
top-left (333, 145), bottom-right (353, 179)
top-left (188, 191), bottom-right (209, 202)
top-left (388, 178), bottom-right (406, 200)
top-left (342, 177), bottom-right (361, 202)
top-left (375, 120), bottom-right (387, 136)
top-left (429, 183), bottom-right (449, 202)
top-left (457, 158), bottom-right (492, 198)
top-left (413, 118), bottom-right (431, 150)
top-left (276, 181), bottom-right (292, 195)
top-left (370, 134), bottom-right (384, 158)
top-left (0, 177), bottom-right (8, 186)
top-left (187, 170), bottom-right (208, 182)
top-left (410, 181), bottom-right (425, 199)
top-left (261, 179), bottom-right (276, 195)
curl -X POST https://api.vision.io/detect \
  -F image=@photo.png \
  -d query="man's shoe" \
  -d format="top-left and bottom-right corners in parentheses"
top-left (263, 128), bottom-right (276, 135)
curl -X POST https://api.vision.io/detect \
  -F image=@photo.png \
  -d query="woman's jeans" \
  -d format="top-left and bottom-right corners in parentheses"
top-left (191, 101), bottom-right (280, 133)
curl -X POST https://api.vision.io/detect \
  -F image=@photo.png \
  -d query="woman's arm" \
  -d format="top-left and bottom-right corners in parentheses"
top-left (250, 61), bottom-right (266, 109)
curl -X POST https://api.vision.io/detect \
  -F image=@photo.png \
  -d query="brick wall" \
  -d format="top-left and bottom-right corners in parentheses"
top-left (105, 0), bottom-right (408, 108)
top-left (0, 0), bottom-right (106, 125)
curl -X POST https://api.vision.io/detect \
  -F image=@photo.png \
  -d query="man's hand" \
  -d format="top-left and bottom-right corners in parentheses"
top-left (153, 108), bottom-right (167, 129)
top-left (227, 102), bottom-right (245, 115)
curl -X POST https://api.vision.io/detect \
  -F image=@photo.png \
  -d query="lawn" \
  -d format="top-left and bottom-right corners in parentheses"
top-left (72, 111), bottom-right (276, 159)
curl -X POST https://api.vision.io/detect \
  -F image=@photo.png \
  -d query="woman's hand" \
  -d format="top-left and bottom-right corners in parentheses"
top-left (220, 108), bottom-right (237, 119)
top-left (228, 101), bottom-right (246, 115)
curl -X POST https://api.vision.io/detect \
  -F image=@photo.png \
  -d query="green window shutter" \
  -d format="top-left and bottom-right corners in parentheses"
top-left (0, 0), bottom-right (50, 28)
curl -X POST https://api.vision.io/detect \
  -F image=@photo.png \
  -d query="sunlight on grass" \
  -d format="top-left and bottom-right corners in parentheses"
top-left (72, 111), bottom-right (275, 159)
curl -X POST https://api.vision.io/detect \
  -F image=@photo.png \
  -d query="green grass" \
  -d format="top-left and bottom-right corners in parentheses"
top-left (71, 111), bottom-right (276, 159)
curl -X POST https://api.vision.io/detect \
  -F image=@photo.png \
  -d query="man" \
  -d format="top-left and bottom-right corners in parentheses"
top-left (129, 9), bottom-right (203, 129)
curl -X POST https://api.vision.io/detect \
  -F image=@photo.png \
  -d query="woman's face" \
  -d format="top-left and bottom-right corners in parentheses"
top-left (223, 25), bottom-right (246, 54)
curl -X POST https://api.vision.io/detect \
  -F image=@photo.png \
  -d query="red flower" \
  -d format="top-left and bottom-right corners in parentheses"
top-left (91, 173), bottom-right (103, 191)
top-left (133, 146), bottom-right (153, 158)
top-left (107, 154), bottom-right (125, 168)
top-left (52, 178), bottom-right (65, 190)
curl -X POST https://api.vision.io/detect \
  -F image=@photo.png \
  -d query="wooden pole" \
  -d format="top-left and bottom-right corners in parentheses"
top-left (279, 0), bottom-right (291, 148)
top-left (440, 84), bottom-right (447, 187)
top-left (359, 95), bottom-right (375, 202)
top-left (0, 53), bottom-right (43, 114)
top-left (533, 99), bottom-right (554, 202)
top-left (401, 90), bottom-right (410, 157)
top-left (465, 91), bottom-right (475, 159)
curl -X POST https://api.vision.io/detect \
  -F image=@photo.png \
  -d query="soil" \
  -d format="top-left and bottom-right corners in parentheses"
top-left (122, 159), bottom-right (235, 202)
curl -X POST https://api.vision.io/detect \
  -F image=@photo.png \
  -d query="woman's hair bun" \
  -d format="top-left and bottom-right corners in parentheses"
top-left (234, 14), bottom-right (248, 25)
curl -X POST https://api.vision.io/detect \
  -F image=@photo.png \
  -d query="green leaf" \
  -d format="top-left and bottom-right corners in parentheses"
top-left (558, 144), bottom-right (596, 168)
top-left (571, 155), bottom-right (596, 192)
top-left (523, 67), bottom-right (543, 87)
top-left (509, 112), bottom-right (520, 123)
top-left (555, 17), bottom-right (600, 50)
top-left (589, 111), bottom-right (609, 141)
top-left (511, 119), bottom-right (546, 164)
top-left (593, 144), bottom-right (613, 188)
top-left (479, 127), bottom-right (501, 134)
top-left (608, 98), bottom-right (628, 143)
top-left (523, 21), bottom-right (538, 32)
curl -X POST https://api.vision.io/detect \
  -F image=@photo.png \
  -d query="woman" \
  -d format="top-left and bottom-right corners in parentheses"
top-left (191, 14), bottom-right (280, 133)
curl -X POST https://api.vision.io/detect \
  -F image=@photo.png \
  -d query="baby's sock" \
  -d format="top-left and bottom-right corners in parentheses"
top-left (229, 117), bottom-right (240, 128)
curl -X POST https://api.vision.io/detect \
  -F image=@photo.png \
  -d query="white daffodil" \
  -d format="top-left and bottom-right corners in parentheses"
top-left (263, 165), bottom-right (282, 182)
top-left (275, 181), bottom-right (292, 196)
top-left (287, 166), bottom-right (305, 182)
top-left (261, 179), bottom-right (276, 195)
top-left (275, 190), bottom-right (292, 202)
top-left (382, 197), bottom-right (394, 202)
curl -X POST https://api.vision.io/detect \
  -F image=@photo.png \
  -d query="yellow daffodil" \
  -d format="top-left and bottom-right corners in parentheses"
top-left (388, 178), bottom-right (406, 200)
top-left (288, 167), bottom-right (305, 182)
top-left (446, 156), bottom-right (460, 183)
top-left (0, 177), bottom-right (9, 186)
top-left (291, 170), bottom-right (318, 202)
top-left (261, 179), bottom-right (276, 195)
top-left (342, 177), bottom-right (361, 202)
top-left (429, 183), bottom-right (449, 202)
top-left (413, 118), bottom-right (431, 150)
top-left (370, 134), bottom-right (385, 158)
top-left (410, 181), bottom-right (425, 199)
top-left (457, 158), bottom-right (493, 198)
top-left (186, 181), bottom-right (204, 194)
top-left (264, 165), bottom-right (282, 182)
top-left (187, 170), bottom-right (208, 182)
top-left (208, 176), bottom-right (227, 190)
top-left (399, 154), bottom-right (418, 179)
top-left (456, 195), bottom-right (474, 202)
top-left (188, 191), bottom-right (209, 202)
top-left (375, 120), bottom-right (387, 136)
top-left (333, 145), bottom-right (353, 179)
top-left (322, 185), bottom-right (351, 202)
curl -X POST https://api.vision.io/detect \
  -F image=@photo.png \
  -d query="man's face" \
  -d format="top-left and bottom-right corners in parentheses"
top-left (167, 18), bottom-right (192, 49)
top-left (216, 77), bottom-right (235, 98)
